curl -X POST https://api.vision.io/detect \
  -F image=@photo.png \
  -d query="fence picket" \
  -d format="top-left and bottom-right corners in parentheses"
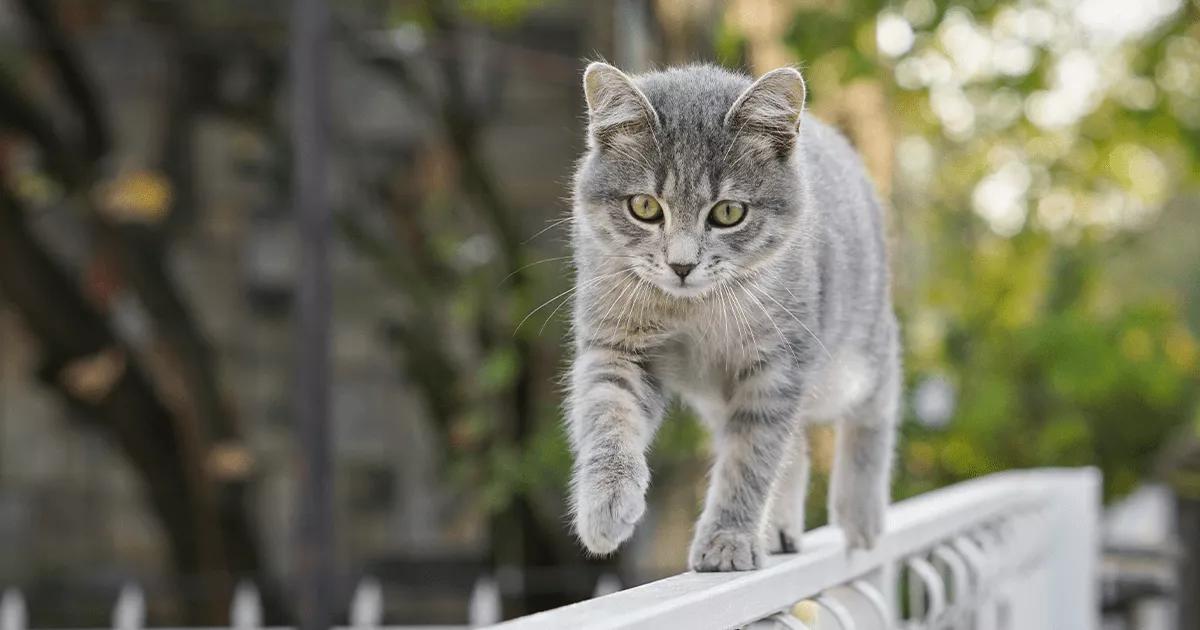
top-left (112, 584), bottom-right (145, 630)
top-left (231, 580), bottom-right (262, 629)
top-left (0, 590), bottom-right (26, 630)
top-left (468, 576), bottom-right (501, 627)
top-left (350, 577), bottom-right (383, 628)
top-left (591, 574), bottom-right (622, 599)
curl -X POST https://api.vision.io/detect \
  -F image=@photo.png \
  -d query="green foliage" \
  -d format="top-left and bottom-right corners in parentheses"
top-left (460, 0), bottom-right (558, 27)
top-left (763, 0), bottom-right (1200, 501)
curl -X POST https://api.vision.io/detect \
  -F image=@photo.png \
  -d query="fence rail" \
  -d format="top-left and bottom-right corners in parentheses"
top-left (0, 469), bottom-right (1099, 630)
top-left (490, 468), bottom-right (1100, 630)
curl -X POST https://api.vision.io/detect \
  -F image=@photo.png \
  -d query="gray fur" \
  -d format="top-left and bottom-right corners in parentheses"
top-left (566, 63), bottom-right (900, 571)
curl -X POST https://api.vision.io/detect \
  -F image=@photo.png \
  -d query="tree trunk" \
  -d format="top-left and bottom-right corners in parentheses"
top-left (0, 191), bottom-right (221, 622)
top-left (6, 0), bottom-right (284, 619)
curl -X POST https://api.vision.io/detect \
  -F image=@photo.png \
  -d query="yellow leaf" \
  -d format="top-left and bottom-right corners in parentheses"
top-left (98, 170), bottom-right (173, 223)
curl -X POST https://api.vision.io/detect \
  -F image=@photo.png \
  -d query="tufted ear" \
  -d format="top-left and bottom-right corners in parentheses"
top-left (724, 67), bottom-right (807, 156)
top-left (582, 62), bottom-right (658, 150)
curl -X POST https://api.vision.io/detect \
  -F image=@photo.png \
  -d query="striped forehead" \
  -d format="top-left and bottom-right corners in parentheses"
top-left (651, 122), bottom-right (727, 210)
top-left (638, 70), bottom-right (746, 209)
top-left (654, 156), bottom-right (720, 207)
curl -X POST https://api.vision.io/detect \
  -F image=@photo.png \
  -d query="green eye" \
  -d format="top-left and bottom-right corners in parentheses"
top-left (628, 194), bottom-right (663, 222)
top-left (708, 200), bottom-right (746, 227)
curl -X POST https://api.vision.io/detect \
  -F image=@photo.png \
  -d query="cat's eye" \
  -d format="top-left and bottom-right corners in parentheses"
top-left (627, 194), bottom-right (663, 222)
top-left (708, 200), bottom-right (746, 227)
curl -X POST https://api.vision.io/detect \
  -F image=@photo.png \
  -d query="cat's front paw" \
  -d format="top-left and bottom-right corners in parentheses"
top-left (832, 496), bottom-right (884, 550)
top-left (689, 528), bottom-right (763, 572)
top-left (572, 462), bottom-right (647, 555)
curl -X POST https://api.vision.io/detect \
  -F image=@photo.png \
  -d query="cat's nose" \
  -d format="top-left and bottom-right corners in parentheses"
top-left (669, 262), bottom-right (696, 280)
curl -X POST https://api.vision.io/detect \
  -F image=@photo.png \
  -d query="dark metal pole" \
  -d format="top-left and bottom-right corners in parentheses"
top-left (290, 0), bottom-right (333, 627)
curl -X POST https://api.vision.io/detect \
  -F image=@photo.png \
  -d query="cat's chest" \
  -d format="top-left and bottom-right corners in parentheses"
top-left (647, 318), bottom-right (759, 398)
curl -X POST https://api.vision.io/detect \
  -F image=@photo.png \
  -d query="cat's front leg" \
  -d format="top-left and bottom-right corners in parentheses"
top-left (568, 344), bottom-right (666, 555)
top-left (690, 365), bottom-right (802, 571)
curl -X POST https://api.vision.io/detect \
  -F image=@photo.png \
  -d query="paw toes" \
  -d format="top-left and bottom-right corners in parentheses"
top-left (575, 482), bottom-right (646, 555)
top-left (839, 517), bottom-right (882, 550)
top-left (689, 530), bottom-right (762, 572)
top-left (833, 500), bottom-right (884, 551)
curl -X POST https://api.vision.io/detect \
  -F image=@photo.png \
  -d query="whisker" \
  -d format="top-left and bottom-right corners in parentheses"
top-left (748, 282), bottom-right (832, 361)
top-left (522, 216), bottom-right (575, 244)
top-left (515, 267), bottom-right (631, 334)
top-left (619, 278), bottom-right (649, 333)
top-left (716, 284), bottom-right (733, 372)
top-left (736, 277), bottom-right (800, 366)
top-left (498, 256), bottom-right (574, 286)
top-left (726, 281), bottom-right (760, 364)
top-left (596, 271), bottom-right (641, 327)
top-left (500, 254), bottom-right (641, 287)
top-left (721, 116), bottom-right (753, 164)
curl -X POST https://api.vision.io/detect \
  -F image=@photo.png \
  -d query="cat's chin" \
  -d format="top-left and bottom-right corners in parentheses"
top-left (655, 281), bottom-right (714, 300)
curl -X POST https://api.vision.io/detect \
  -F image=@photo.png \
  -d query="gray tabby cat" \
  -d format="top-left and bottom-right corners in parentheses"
top-left (566, 62), bottom-right (899, 572)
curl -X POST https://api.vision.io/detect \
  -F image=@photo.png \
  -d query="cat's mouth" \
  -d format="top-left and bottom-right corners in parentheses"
top-left (659, 283), bottom-right (710, 299)
top-left (650, 273), bottom-right (716, 299)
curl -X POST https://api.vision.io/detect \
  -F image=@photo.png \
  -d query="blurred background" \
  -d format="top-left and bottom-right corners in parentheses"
top-left (0, 0), bottom-right (1197, 627)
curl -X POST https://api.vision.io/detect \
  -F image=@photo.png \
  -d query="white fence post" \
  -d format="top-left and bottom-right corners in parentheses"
top-left (112, 583), bottom-right (145, 630)
top-left (0, 590), bottom-right (26, 630)
top-left (349, 577), bottom-right (383, 628)
top-left (1047, 468), bottom-right (1102, 630)
top-left (468, 575), bottom-right (502, 627)
top-left (592, 574), bottom-right (622, 599)
top-left (230, 580), bottom-right (263, 629)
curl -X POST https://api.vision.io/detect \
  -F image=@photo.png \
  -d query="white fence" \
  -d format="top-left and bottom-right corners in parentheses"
top-left (0, 468), bottom-right (1099, 630)
top-left (490, 468), bottom-right (1100, 630)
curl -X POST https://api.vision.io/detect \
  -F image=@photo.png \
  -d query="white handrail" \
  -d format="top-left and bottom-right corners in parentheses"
top-left (483, 468), bottom-right (1099, 630)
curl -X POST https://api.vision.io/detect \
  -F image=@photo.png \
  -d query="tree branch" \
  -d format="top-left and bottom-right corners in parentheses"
top-left (15, 0), bottom-right (111, 161)
top-left (8, 2), bottom-right (284, 620)
top-left (0, 189), bottom-right (218, 618)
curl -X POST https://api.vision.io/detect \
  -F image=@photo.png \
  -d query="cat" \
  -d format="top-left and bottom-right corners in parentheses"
top-left (565, 62), bottom-right (900, 572)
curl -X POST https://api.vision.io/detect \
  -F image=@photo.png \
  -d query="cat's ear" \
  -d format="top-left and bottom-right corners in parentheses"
top-left (724, 67), bottom-right (807, 156)
top-left (582, 62), bottom-right (658, 149)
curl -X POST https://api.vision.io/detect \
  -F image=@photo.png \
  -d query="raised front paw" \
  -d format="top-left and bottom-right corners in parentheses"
top-left (572, 462), bottom-right (647, 555)
top-left (689, 528), bottom-right (763, 572)
top-left (832, 496), bottom-right (884, 550)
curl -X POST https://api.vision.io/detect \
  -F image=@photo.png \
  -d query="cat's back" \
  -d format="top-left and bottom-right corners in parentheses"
top-left (799, 117), bottom-right (880, 207)
top-left (796, 116), bottom-right (893, 353)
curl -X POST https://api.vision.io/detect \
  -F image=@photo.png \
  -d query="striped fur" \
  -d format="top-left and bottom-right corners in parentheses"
top-left (567, 63), bottom-right (900, 571)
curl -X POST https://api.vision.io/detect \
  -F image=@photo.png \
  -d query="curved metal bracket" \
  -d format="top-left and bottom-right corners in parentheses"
top-left (953, 535), bottom-right (989, 588)
top-left (848, 579), bottom-right (891, 626)
top-left (933, 544), bottom-right (971, 605)
top-left (906, 556), bottom-right (947, 626)
top-left (812, 594), bottom-right (858, 630)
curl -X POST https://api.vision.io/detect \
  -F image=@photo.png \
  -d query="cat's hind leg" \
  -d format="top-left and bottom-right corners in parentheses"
top-left (828, 350), bottom-right (900, 550)
top-left (765, 426), bottom-right (809, 554)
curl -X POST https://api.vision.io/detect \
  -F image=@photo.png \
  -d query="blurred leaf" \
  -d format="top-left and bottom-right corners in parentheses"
top-left (479, 346), bottom-right (519, 392)
top-left (98, 170), bottom-right (173, 223)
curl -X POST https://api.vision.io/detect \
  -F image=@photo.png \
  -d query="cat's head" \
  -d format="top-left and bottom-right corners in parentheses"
top-left (573, 63), bottom-right (808, 299)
